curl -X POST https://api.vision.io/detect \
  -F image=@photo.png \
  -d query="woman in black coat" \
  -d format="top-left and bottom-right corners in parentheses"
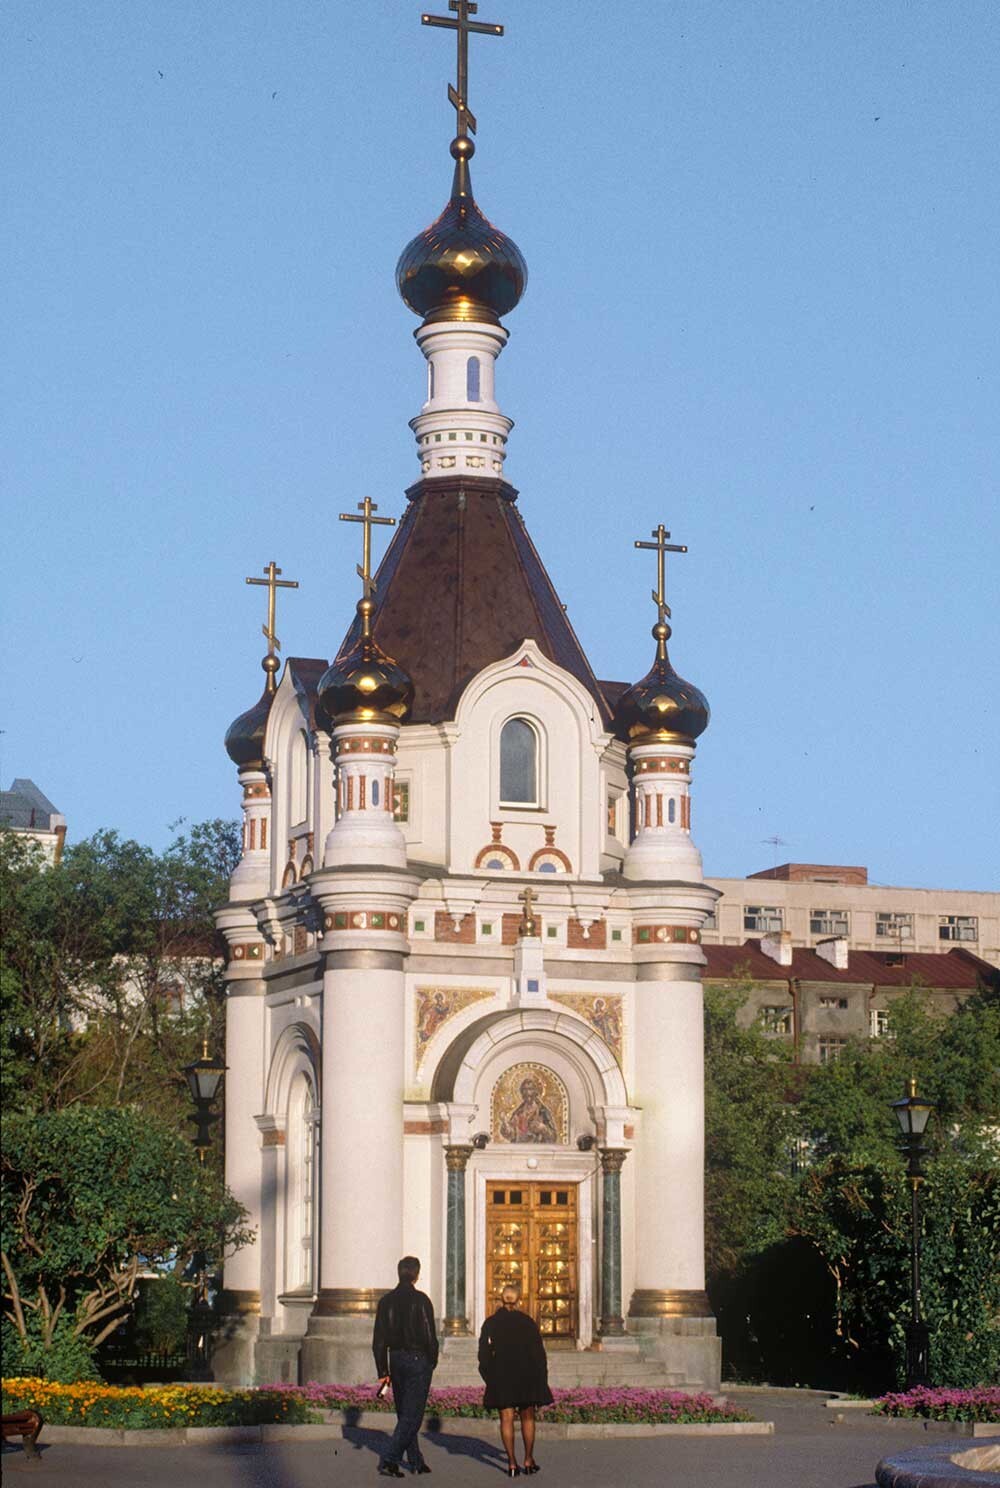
top-left (478, 1286), bottom-right (553, 1477)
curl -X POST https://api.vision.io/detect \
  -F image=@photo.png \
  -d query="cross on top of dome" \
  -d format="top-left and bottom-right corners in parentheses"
top-left (421, 1), bottom-right (504, 146)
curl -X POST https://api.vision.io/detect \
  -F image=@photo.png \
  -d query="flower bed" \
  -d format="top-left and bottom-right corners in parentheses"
top-left (872, 1387), bottom-right (1000, 1424)
top-left (1, 1378), bottom-right (751, 1429)
top-left (0, 1379), bottom-right (317, 1430)
top-left (267, 1383), bottom-right (753, 1425)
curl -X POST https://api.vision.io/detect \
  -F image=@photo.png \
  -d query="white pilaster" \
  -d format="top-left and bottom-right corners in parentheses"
top-left (410, 319), bottom-right (513, 480)
top-left (631, 974), bottom-right (706, 1294)
top-left (222, 987), bottom-right (266, 1295)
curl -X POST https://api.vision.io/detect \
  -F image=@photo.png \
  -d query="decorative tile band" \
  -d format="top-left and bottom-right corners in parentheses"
top-left (324, 909), bottom-right (403, 932)
top-left (636, 756), bottom-right (689, 774)
top-left (628, 1288), bottom-right (714, 1318)
top-left (335, 736), bottom-right (396, 756)
top-left (231, 941), bottom-right (266, 961)
top-left (243, 780), bottom-right (271, 799)
top-left (633, 925), bottom-right (701, 946)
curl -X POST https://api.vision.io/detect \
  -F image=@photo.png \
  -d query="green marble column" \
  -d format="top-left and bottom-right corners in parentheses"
top-left (599, 1148), bottom-right (627, 1336)
top-left (443, 1145), bottom-right (472, 1335)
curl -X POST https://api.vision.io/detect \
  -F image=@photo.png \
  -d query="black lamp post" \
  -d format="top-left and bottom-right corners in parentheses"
top-left (182, 1039), bottom-right (227, 1380)
top-left (890, 1076), bottom-right (936, 1390)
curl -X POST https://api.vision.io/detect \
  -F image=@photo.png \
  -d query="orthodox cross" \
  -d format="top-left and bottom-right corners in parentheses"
top-left (635, 523), bottom-right (687, 656)
top-left (340, 497), bottom-right (395, 635)
top-left (246, 561), bottom-right (299, 692)
top-left (421, 0), bottom-right (504, 140)
top-left (518, 885), bottom-right (538, 937)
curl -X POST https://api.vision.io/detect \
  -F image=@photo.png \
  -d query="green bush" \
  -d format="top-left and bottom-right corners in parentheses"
top-left (1, 1316), bottom-right (100, 1383)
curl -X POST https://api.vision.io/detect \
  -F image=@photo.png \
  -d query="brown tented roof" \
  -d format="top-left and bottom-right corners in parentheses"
top-left (704, 940), bottom-right (999, 991)
top-left (332, 477), bottom-right (613, 725)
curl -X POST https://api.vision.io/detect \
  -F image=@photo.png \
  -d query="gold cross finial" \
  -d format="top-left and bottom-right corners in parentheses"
top-left (634, 523), bottom-right (688, 660)
top-left (339, 497), bottom-right (396, 639)
top-left (518, 885), bottom-right (538, 938)
top-left (245, 561), bottom-right (299, 693)
top-left (421, 1), bottom-right (504, 142)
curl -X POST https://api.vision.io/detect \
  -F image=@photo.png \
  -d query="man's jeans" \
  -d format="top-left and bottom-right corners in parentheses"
top-left (384, 1349), bottom-right (433, 1467)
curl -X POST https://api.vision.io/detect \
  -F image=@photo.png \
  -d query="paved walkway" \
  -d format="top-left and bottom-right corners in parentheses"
top-left (2, 1388), bottom-right (991, 1488)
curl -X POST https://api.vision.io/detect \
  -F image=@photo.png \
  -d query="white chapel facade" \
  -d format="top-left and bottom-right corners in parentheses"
top-left (216, 6), bottom-right (720, 1391)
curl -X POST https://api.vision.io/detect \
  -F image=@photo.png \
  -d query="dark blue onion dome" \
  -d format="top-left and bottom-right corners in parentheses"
top-left (316, 600), bottom-right (414, 729)
top-left (396, 138), bottom-right (527, 325)
top-left (224, 654), bottom-right (280, 767)
top-left (614, 620), bottom-right (710, 745)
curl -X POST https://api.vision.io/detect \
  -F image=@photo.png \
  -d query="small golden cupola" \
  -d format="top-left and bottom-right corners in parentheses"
top-left (316, 499), bottom-right (414, 730)
top-left (225, 560), bottom-right (300, 767)
top-left (615, 525), bottom-right (710, 746)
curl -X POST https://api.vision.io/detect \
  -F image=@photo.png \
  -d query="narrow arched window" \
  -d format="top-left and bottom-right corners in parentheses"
top-left (291, 730), bottom-right (309, 824)
top-left (500, 717), bottom-right (538, 805)
top-left (285, 1075), bottom-right (316, 1294)
top-left (466, 356), bottom-right (481, 402)
top-left (428, 361), bottom-right (435, 400)
top-left (668, 797), bottom-right (676, 824)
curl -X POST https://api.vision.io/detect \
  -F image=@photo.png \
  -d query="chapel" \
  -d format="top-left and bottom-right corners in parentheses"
top-left (216, 3), bottom-right (720, 1391)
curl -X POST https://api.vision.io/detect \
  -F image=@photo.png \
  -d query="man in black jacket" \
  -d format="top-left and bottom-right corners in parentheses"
top-left (372, 1255), bottom-right (439, 1477)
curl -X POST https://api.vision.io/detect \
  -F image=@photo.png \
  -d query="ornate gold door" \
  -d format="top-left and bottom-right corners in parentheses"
top-left (486, 1182), bottom-right (578, 1338)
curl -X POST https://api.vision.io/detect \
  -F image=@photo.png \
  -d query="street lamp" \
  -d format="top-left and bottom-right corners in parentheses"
top-left (181, 1038), bottom-right (227, 1380)
top-left (183, 1039), bottom-right (227, 1161)
top-left (890, 1076), bottom-right (936, 1389)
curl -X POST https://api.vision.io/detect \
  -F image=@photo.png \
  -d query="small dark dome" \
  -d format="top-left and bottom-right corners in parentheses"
top-left (615, 629), bottom-right (710, 745)
top-left (316, 631), bottom-right (414, 730)
top-left (396, 153), bottom-right (527, 325)
top-left (224, 687), bottom-right (273, 769)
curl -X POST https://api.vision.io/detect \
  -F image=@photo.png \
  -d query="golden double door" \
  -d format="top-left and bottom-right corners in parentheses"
top-left (486, 1181), bottom-right (578, 1339)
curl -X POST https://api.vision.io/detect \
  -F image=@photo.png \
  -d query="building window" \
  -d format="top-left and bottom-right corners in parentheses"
top-left (428, 361), bottom-right (435, 399)
top-left (759, 1005), bottom-right (793, 1036)
top-left (870, 1007), bottom-right (892, 1038)
top-left (702, 909), bottom-right (718, 930)
top-left (819, 996), bottom-right (849, 1010)
top-left (744, 905), bottom-right (784, 933)
top-left (499, 718), bottom-right (539, 806)
top-left (810, 909), bottom-right (850, 937)
top-left (818, 1038), bottom-right (847, 1065)
top-left (876, 912), bottom-right (913, 940)
top-left (667, 797), bottom-right (676, 823)
top-left (607, 795), bottom-right (617, 836)
top-left (939, 915), bottom-right (978, 943)
top-left (286, 1075), bottom-right (317, 1294)
top-left (291, 729), bottom-right (310, 825)
top-left (467, 356), bottom-right (481, 402)
top-left (393, 781), bottom-right (410, 823)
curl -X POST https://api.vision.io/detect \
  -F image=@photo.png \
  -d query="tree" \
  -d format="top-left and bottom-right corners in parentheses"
top-left (1, 818), bottom-right (239, 1120)
top-left (1, 1108), bottom-right (252, 1368)
top-left (703, 978), bottom-right (794, 1277)
top-left (703, 976), bottom-right (1000, 1388)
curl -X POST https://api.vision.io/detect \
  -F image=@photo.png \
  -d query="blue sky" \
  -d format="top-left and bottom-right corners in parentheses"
top-left (4, 0), bottom-right (998, 889)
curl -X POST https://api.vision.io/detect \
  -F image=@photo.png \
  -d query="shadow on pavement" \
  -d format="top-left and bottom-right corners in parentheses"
top-left (423, 1429), bottom-right (507, 1469)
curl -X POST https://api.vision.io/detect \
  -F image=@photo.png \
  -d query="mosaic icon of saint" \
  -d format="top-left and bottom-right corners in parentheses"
top-left (499, 1074), bottom-right (558, 1144)
top-left (417, 990), bottom-right (451, 1048)
top-left (590, 997), bottom-right (622, 1052)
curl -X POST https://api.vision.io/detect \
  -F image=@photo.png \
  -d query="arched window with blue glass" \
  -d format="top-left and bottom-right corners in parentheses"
top-left (499, 717), bottom-right (540, 806)
top-left (466, 355), bottom-right (481, 403)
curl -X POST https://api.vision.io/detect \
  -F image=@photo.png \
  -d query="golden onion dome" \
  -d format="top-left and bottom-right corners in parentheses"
top-left (396, 140), bottom-right (527, 325)
top-left (615, 622), bottom-right (710, 745)
top-left (224, 672), bottom-right (276, 770)
top-left (316, 603), bottom-right (414, 728)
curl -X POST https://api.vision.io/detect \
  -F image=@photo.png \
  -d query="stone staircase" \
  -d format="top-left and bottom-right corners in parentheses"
top-left (433, 1337), bottom-right (689, 1390)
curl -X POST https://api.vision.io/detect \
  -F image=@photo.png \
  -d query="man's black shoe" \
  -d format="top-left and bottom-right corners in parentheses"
top-left (413, 1466), bottom-right (432, 1475)
top-left (377, 1465), bottom-right (404, 1479)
